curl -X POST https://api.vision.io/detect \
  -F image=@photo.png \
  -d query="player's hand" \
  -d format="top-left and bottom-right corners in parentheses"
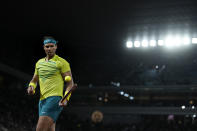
top-left (27, 86), bottom-right (35, 95)
top-left (59, 99), bottom-right (68, 107)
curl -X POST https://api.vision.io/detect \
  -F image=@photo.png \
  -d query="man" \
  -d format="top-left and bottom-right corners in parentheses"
top-left (27, 36), bottom-right (74, 131)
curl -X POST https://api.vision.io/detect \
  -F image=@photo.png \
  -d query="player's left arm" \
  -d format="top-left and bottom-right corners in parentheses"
top-left (59, 71), bottom-right (74, 106)
top-left (61, 71), bottom-right (74, 91)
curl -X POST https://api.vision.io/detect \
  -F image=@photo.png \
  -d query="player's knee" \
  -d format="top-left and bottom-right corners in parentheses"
top-left (36, 125), bottom-right (42, 131)
top-left (36, 124), bottom-right (42, 131)
top-left (36, 116), bottom-right (54, 131)
top-left (36, 123), bottom-right (49, 131)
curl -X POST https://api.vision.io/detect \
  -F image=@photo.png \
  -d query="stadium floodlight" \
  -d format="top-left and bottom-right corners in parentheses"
top-left (149, 40), bottom-right (156, 47)
top-left (174, 37), bottom-right (181, 46)
top-left (158, 40), bottom-right (164, 46)
top-left (183, 37), bottom-right (190, 45)
top-left (126, 41), bottom-right (133, 48)
top-left (126, 36), bottom-right (195, 49)
top-left (134, 41), bottom-right (141, 48)
top-left (192, 38), bottom-right (197, 44)
top-left (165, 37), bottom-right (175, 47)
top-left (142, 40), bottom-right (149, 47)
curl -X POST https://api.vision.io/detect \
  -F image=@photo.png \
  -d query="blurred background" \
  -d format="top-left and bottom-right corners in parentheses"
top-left (1, 0), bottom-right (197, 130)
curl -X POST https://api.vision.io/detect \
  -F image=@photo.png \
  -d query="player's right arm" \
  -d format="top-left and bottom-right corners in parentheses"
top-left (27, 74), bottom-right (39, 95)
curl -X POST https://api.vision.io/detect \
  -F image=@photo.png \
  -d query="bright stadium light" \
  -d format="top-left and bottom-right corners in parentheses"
top-left (149, 40), bottom-right (156, 47)
top-left (183, 37), bottom-right (190, 45)
top-left (165, 37), bottom-right (175, 47)
top-left (126, 35), bottom-right (195, 49)
top-left (134, 41), bottom-right (140, 48)
top-left (158, 40), bottom-right (164, 46)
top-left (174, 37), bottom-right (181, 46)
top-left (192, 38), bottom-right (197, 44)
top-left (142, 40), bottom-right (149, 47)
top-left (126, 41), bottom-right (133, 48)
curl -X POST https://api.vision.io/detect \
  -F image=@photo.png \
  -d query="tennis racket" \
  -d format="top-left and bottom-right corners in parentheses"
top-left (60, 83), bottom-right (77, 103)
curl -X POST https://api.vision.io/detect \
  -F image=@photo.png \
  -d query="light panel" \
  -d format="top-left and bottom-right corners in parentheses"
top-left (126, 41), bottom-right (133, 48)
top-left (192, 38), bottom-right (197, 44)
top-left (150, 40), bottom-right (156, 47)
top-left (126, 34), bottom-right (195, 49)
top-left (134, 41), bottom-right (140, 48)
top-left (142, 40), bottom-right (148, 47)
top-left (158, 40), bottom-right (164, 46)
top-left (183, 37), bottom-right (190, 45)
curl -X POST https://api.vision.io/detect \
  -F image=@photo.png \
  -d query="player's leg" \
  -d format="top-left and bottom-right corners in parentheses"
top-left (36, 116), bottom-right (54, 131)
top-left (50, 123), bottom-right (56, 131)
top-left (38, 96), bottom-right (63, 131)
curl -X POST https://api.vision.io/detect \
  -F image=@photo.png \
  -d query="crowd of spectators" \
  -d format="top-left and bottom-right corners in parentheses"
top-left (0, 86), bottom-right (197, 131)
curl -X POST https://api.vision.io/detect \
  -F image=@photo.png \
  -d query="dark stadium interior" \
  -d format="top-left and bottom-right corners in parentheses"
top-left (1, 0), bottom-right (197, 130)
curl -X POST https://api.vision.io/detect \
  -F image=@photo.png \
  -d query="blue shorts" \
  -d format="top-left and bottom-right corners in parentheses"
top-left (39, 96), bottom-right (63, 122)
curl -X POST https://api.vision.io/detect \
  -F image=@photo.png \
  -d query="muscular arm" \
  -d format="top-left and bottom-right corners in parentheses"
top-left (30, 74), bottom-right (39, 84)
top-left (59, 71), bottom-right (74, 106)
top-left (61, 71), bottom-right (74, 91)
top-left (27, 74), bottom-right (39, 95)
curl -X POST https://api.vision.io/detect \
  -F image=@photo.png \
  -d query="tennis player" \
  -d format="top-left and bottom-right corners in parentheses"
top-left (27, 36), bottom-right (74, 131)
